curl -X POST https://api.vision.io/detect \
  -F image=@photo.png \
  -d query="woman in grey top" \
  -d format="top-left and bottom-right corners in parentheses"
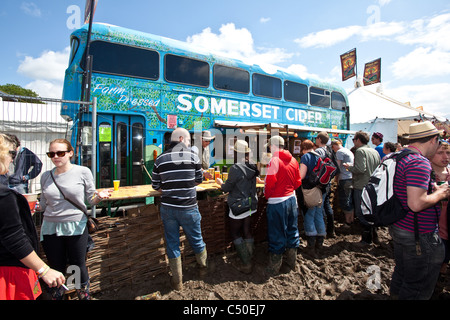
top-left (39, 139), bottom-right (111, 299)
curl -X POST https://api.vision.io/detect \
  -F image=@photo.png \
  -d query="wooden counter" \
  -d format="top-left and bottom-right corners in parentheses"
top-left (98, 182), bottom-right (265, 201)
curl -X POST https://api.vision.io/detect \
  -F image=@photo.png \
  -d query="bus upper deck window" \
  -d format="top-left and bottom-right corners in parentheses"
top-left (165, 54), bottom-right (209, 87)
top-left (310, 87), bottom-right (331, 108)
top-left (252, 74), bottom-right (282, 99)
top-left (214, 65), bottom-right (250, 94)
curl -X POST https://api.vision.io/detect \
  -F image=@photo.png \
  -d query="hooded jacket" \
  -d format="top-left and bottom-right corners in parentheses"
top-left (264, 149), bottom-right (302, 200)
top-left (220, 163), bottom-right (259, 212)
top-left (0, 185), bottom-right (39, 268)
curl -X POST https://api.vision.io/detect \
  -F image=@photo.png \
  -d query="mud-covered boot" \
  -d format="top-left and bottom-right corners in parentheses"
top-left (195, 248), bottom-right (208, 278)
top-left (168, 256), bottom-right (183, 291)
top-left (244, 238), bottom-right (255, 259)
top-left (265, 252), bottom-right (283, 276)
top-left (284, 247), bottom-right (298, 271)
top-left (315, 236), bottom-right (325, 255)
top-left (233, 239), bottom-right (252, 274)
top-left (305, 236), bottom-right (316, 257)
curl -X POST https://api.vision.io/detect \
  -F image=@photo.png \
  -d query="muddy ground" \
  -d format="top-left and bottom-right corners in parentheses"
top-left (96, 221), bottom-right (450, 301)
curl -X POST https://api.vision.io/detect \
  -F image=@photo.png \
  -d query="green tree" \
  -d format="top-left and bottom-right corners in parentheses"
top-left (0, 84), bottom-right (41, 102)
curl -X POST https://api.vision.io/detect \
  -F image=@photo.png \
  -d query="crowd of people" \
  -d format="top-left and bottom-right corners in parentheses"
top-left (0, 121), bottom-right (449, 300)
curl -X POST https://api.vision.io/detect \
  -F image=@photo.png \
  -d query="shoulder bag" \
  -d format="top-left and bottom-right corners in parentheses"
top-left (50, 171), bottom-right (99, 234)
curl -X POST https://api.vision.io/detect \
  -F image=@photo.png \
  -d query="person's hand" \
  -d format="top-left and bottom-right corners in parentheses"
top-left (216, 178), bottom-right (223, 186)
top-left (41, 268), bottom-right (66, 288)
top-left (204, 171), bottom-right (213, 180)
top-left (96, 189), bottom-right (112, 200)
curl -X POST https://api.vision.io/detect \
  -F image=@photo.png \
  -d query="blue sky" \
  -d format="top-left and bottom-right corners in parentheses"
top-left (1, 0), bottom-right (450, 119)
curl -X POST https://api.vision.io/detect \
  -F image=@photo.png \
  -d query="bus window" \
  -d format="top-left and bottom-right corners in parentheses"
top-left (331, 92), bottom-right (347, 111)
top-left (214, 65), bottom-right (250, 94)
top-left (84, 41), bottom-right (159, 80)
top-left (310, 87), bottom-right (331, 108)
top-left (165, 54), bottom-right (209, 87)
top-left (69, 36), bottom-right (80, 66)
top-left (131, 123), bottom-right (144, 185)
top-left (80, 124), bottom-right (92, 168)
top-left (252, 73), bottom-right (282, 99)
top-left (284, 81), bottom-right (308, 104)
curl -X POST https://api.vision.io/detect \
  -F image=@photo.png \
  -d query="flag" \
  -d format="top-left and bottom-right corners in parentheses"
top-left (363, 58), bottom-right (381, 86)
top-left (84, 0), bottom-right (98, 25)
top-left (340, 49), bottom-right (357, 81)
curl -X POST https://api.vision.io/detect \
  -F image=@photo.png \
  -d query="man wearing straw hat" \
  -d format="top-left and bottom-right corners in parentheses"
top-left (390, 121), bottom-right (450, 300)
top-left (263, 136), bottom-right (302, 275)
top-left (201, 131), bottom-right (215, 170)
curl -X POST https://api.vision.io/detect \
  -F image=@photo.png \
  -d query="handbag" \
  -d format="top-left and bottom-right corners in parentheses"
top-left (50, 171), bottom-right (99, 234)
top-left (301, 186), bottom-right (323, 208)
top-left (229, 197), bottom-right (252, 216)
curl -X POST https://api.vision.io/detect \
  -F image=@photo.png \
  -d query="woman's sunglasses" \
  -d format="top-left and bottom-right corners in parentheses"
top-left (9, 150), bottom-right (17, 159)
top-left (46, 151), bottom-right (70, 158)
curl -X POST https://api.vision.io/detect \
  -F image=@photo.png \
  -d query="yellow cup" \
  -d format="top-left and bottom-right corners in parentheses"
top-left (222, 172), bottom-right (228, 182)
top-left (113, 180), bottom-right (120, 191)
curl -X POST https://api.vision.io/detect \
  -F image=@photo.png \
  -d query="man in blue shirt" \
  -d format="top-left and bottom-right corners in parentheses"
top-left (371, 132), bottom-right (385, 160)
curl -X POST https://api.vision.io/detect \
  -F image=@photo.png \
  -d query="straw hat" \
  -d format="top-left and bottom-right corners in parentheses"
top-left (405, 121), bottom-right (444, 140)
top-left (264, 136), bottom-right (285, 149)
top-left (202, 131), bottom-right (215, 141)
top-left (234, 140), bottom-right (251, 153)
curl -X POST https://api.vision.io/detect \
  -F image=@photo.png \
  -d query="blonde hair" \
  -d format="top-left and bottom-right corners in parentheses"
top-left (0, 134), bottom-right (13, 175)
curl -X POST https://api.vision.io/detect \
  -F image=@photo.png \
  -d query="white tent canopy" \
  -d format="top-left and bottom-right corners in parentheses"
top-left (347, 84), bottom-right (446, 147)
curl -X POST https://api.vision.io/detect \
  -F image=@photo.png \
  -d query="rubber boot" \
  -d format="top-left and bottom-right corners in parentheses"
top-left (315, 236), bottom-right (325, 254)
top-left (233, 240), bottom-right (252, 274)
top-left (326, 215), bottom-right (335, 238)
top-left (284, 248), bottom-right (298, 271)
top-left (168, 256), bottom-right (183, 291)
top-left (265, 252), bottom-right (283, 276)
top-left (195, 248), bottom-right (208, 278)
top-left (305, 236), bottom-right (316, 257)
top-left (244, 238), bottom-right (255, 259)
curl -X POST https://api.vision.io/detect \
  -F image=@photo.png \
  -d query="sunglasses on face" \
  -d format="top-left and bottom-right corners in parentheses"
top-left (46, 151), bottom-right (70, 158)
top-left (9, 150), bottom-right (17, 159)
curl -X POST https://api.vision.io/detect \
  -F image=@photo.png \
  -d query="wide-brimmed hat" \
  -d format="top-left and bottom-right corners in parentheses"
top-left (234, 140), bottom-right (251, 153)
top-left (405, 121), bottom-right (444, 140)
top-left (202, 131), bottom-right (215, 141)
top-left (264, 136), bottom-right (285, 149)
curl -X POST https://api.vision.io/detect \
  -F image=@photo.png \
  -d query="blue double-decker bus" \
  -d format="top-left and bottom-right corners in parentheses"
top-left (62, 23), bottom-right (352, 188)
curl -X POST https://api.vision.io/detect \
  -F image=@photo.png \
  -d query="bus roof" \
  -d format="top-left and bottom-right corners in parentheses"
top-left (72, 23), bottom-right (347, 98)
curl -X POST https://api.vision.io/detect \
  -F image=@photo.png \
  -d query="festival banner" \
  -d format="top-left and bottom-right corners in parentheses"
top-left (340, 49), bottom-right (357, 81)
top-left (363, 58), bottom-right (382, 86)
top-left (84, 0), bottom-right (98, 25)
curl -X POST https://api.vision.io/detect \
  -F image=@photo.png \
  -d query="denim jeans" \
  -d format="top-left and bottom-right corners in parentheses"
top-left (337, 179), bottom-right (353, 212)
top-left (303, 192), bottom-right (327, 237)
top-left (389, 225), bottom-right (444, 300)
top-left (160, 205), bottom-right (205, 259)
top-left (266, 196), bottom-right (300, 254)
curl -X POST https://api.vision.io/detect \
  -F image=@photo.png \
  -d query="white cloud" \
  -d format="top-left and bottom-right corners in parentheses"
top-left (20, 2), bottom-right (41, 17)
top-left (17, 47), bottom-right (70, 98)
top-left (384, 83), bottom-right (450, 118)
top-left (260, 17), bottom-right (271, 24)
top-left (392, 47), bottom-right (450, 79)
top-left (378, 0), bottom-right (392, 6)
top-left (295, 26), bottom-right (362, 48)
top-left (187, 23), bottom-right (293, 66)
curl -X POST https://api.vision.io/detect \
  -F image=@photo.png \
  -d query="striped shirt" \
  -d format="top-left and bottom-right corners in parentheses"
top-left (152, 142), bottom-right (203, 209)
top-left (393, 152), bottom-right (440, 233)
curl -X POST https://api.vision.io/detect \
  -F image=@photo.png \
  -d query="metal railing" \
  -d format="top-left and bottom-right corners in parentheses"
top-left (0, 93), bottom-right (93, 194)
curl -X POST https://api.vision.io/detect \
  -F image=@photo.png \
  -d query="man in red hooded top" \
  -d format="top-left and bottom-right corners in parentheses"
top-left (264, 136), bottom-right (302, 275)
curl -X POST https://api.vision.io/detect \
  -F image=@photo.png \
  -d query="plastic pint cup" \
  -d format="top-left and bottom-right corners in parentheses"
top-left (222, 172), bottom-right (228, 182)
top-left (23, 193), bottom-right (38, 214)
top-left (113, 180), bottom-right (120, 191)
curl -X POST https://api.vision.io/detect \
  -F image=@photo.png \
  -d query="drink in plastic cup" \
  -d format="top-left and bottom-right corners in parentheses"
top-left (23, 193), bottom-right (38, 214)
top-left (215, 171), bottom-right (221, 180)
top-left (208, 168), bottom-right (215, 177)
top-left (222, 172), bottom-right (228, 182)
top-left (113, 180), bottom-right (120, 191)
